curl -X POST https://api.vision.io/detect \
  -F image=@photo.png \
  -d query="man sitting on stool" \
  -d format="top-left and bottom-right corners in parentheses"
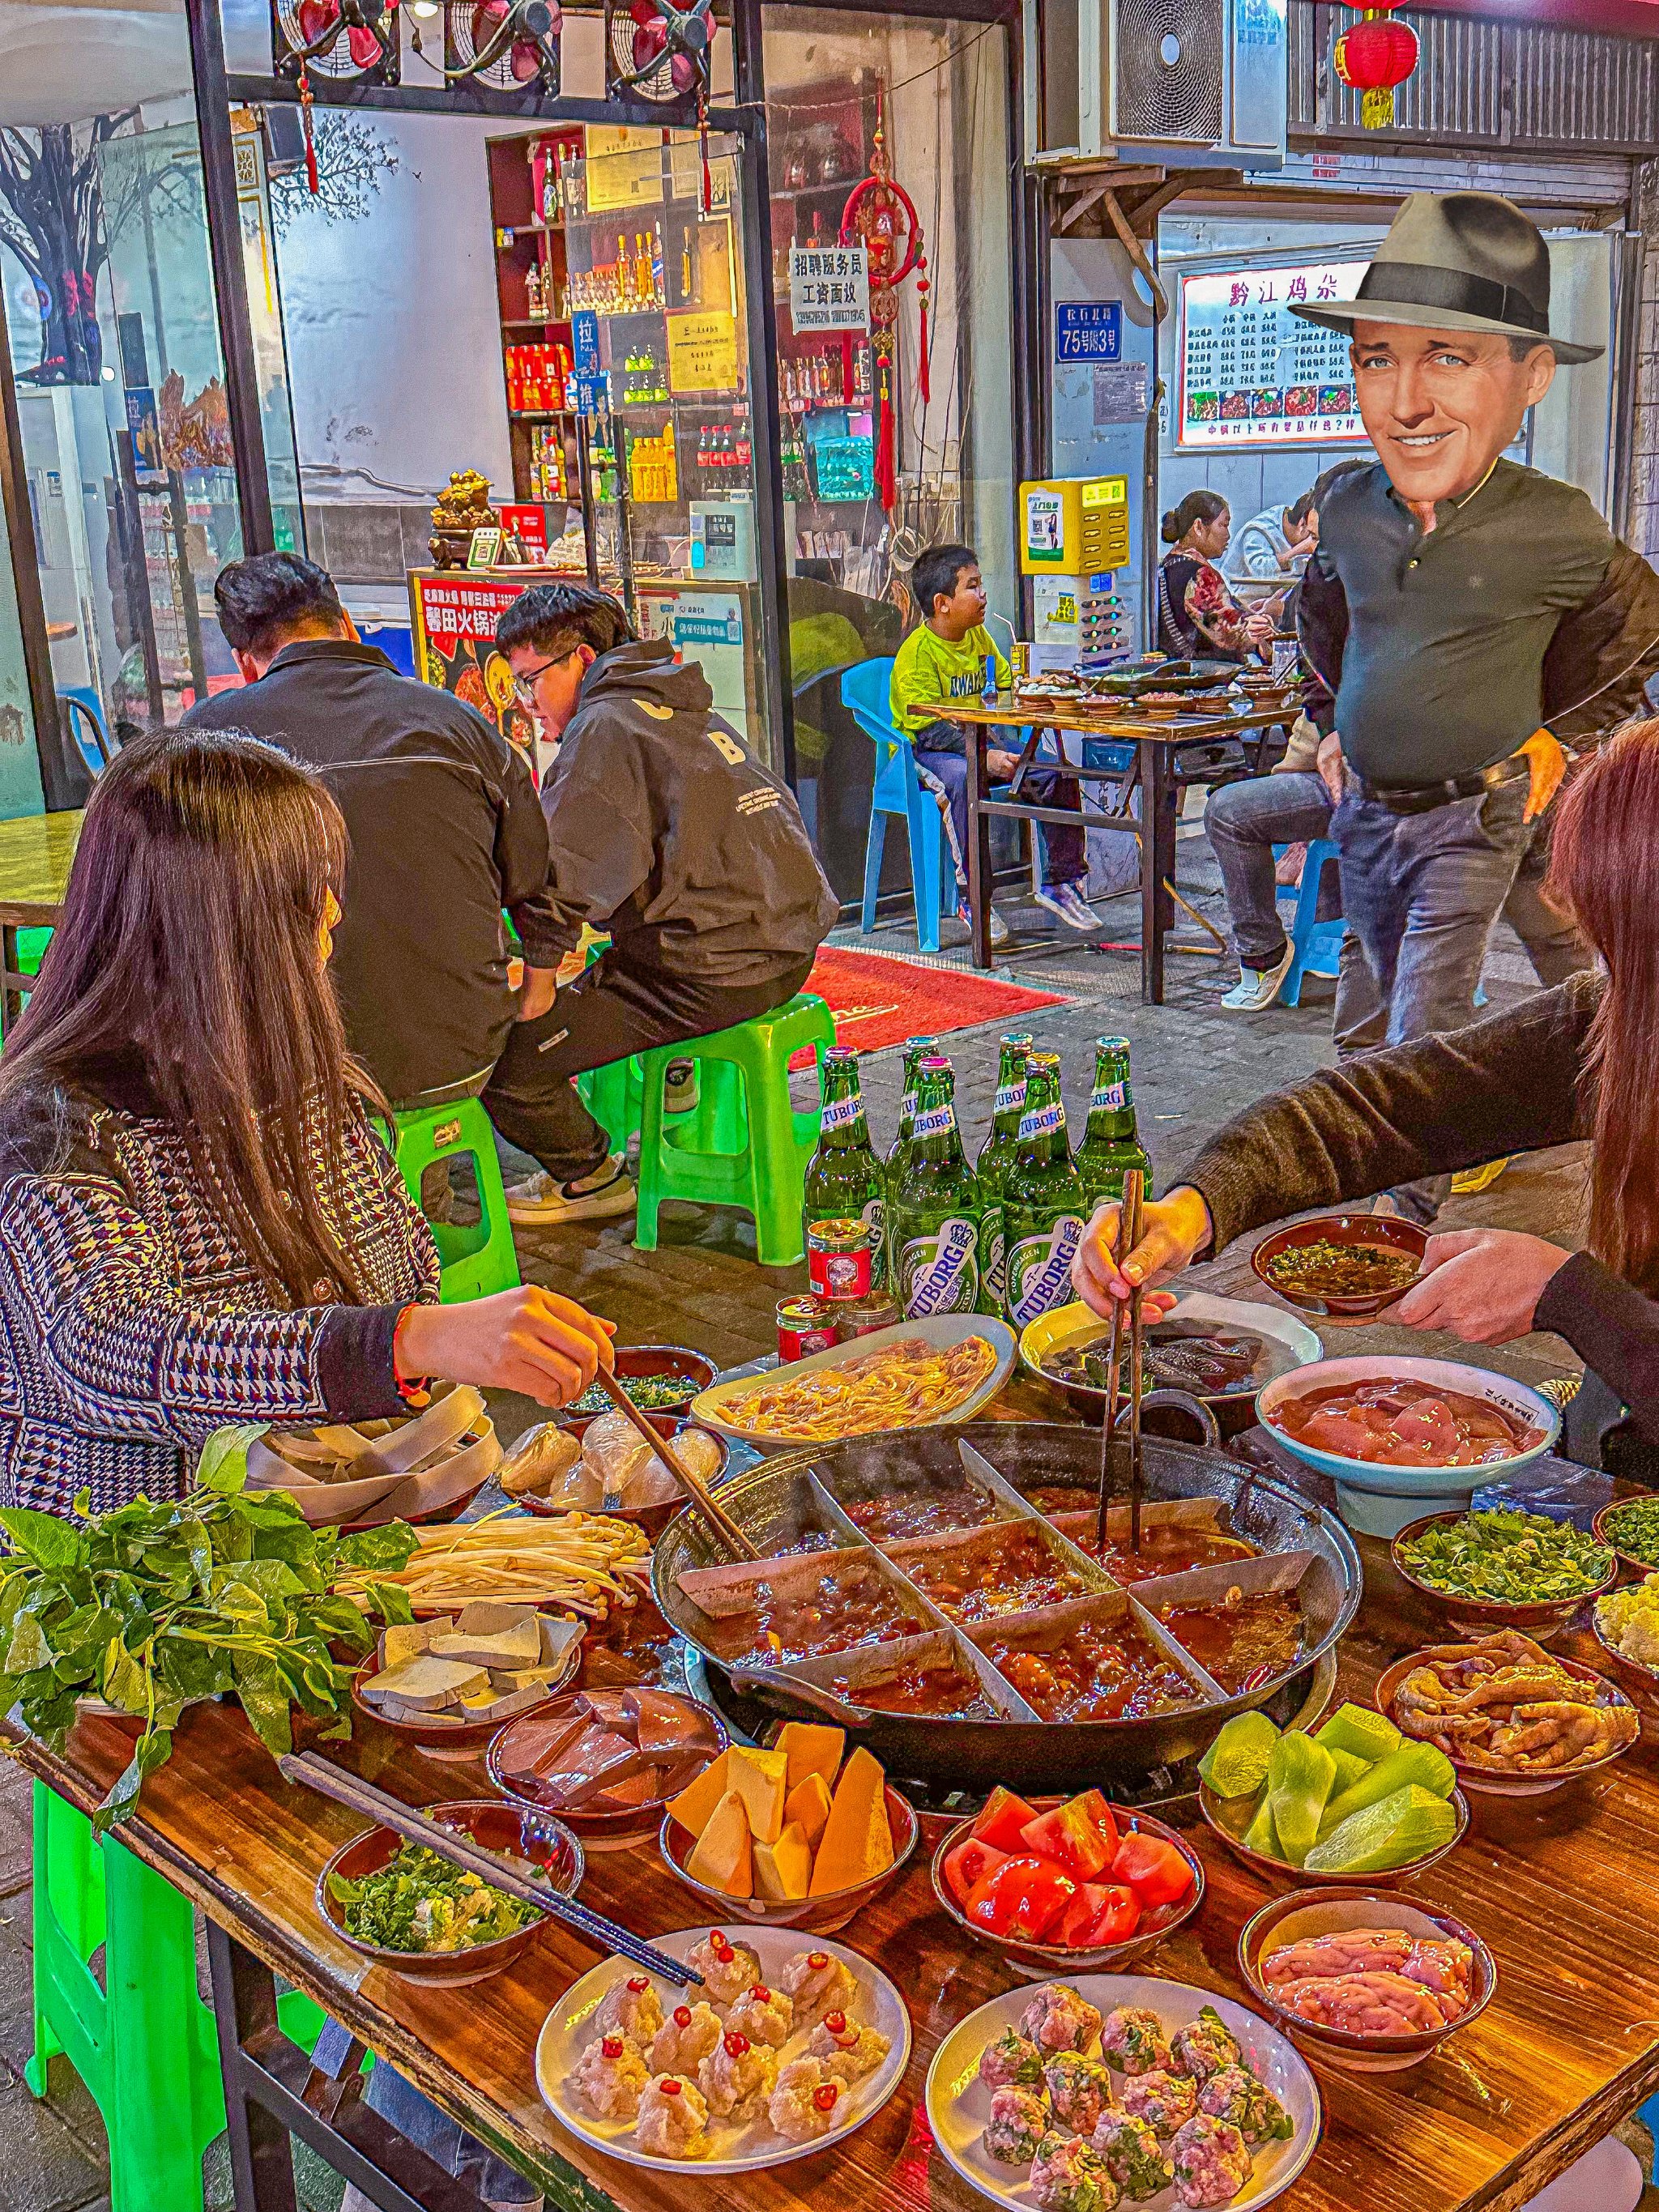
top-left (495, 584), bottom-right (838, 1227)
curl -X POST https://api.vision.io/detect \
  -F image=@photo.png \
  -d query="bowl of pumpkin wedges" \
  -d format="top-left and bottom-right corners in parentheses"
top-left (658, 1722), bottom-right (919, 1934)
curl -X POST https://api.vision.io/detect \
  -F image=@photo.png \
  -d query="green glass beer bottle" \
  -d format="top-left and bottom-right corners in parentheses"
top-left (1073, 1036), bottom-right (1152, 1213)
top-left (974, 1032), bottom-right (1034, 1319)
top-left (804, 1046), bottom-right (888, 1289)
top-left (884, 1034), bottom-right (940, 1206)
top-left (891, 1056), bottom-right (983, 1316)
top-left (1002, 1050), bottom-right (1088, 1330)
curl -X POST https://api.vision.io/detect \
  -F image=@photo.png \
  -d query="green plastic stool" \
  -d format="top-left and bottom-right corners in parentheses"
top-left (633, 994), bottom-right (836, 1266)
top-left (578, 1054), bottom-right (646, 1153)
top-left (390, 1079), bottom-right (521, 1303)
top-left (29, 1781), bottom-right (327, 2212)
top-left (17, 924), bottom-right (50, 977)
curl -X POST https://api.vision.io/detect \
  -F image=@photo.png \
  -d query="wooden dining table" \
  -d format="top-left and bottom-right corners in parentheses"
top-left (0, 807), bottom-right (79, 1031)
top-left (949, 693), bottom-right (1295, 1003)
top-left (9, 1416), bottom-right (1659, 2212)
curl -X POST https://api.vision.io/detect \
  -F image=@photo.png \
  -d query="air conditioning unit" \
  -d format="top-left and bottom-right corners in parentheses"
top-left (1030, 0), bottom-right (1287, 168)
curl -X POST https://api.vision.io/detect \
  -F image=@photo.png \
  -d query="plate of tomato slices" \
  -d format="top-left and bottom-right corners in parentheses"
top-left (929, 1786), bottom-right (1205, 1980)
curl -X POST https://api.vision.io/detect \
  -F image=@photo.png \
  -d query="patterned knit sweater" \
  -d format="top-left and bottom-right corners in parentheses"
top-left (0, 1073), bottom-right (440, 1515)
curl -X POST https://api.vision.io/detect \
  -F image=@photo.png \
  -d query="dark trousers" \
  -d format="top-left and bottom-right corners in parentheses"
top-left (1204, 769), bottom-right (1336, 969)
top-left (914, 747), bottom-right (1087, 891)
top-left (484, 948), bottom-right (816, 1182)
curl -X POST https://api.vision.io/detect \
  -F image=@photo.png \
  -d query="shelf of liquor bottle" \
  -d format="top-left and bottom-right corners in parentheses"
top-left (501, 315), bottom-right (574, 331)
top-left (509, 408), bottom-right (578, 421)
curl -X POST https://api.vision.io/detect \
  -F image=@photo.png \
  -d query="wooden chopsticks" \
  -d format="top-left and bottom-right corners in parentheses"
top-left (1094, 1169), bottom-right (1147, 1557)
top-left (591, 1366), bottom-right (758, 1562)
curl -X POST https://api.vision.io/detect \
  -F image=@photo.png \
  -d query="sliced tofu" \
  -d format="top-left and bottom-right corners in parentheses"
top-left (458, 1681), bottom-right (556, 1723)
top-left (360, 1656), bottom-right (488, 1710)
top-left (430, 1616), bottom-right (543, 1670)
top-left (381, 1618), bottom-right (440, 1668)
top-left (454, 1600), bottom-right (538, 1636)
top-left (488, 1667), bottom-right (556, 1694)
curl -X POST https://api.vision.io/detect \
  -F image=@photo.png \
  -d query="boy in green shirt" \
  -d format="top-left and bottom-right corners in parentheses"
top-left (889, 543), bottom-right (1095, 939)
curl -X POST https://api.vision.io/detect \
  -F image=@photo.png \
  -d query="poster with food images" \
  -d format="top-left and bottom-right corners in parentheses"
top-left (1177, 262), bottom-right (1371, 450)
top-left (408, 569), bottom-right (552, 761)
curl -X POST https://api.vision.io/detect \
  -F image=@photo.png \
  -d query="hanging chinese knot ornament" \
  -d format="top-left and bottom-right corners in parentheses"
top-left (839, 90), bottom-right (927, 514)
top-left (1334, 7), bottom-right (1418, 129)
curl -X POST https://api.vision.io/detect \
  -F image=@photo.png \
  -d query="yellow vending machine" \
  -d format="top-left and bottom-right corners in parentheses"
top-left (1018, 475), bottom-right (1132, 671)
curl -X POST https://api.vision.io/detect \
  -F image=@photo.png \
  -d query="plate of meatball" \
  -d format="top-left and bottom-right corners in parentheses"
top-left (536, 1924), bottom-right (910, 2173)
top-left (925, 1979), bottom-right (1319, 2209)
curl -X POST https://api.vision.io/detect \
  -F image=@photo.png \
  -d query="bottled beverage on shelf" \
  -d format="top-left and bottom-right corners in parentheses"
top-left (735, 412), bottom-right (751, 470)
top-left (803, 1047), bottom-right (887, 1292)
top-left (974, 1031), bottom-right (1034, 1319)
top-left (651, 222), bottom-right (667, 305)
top-left (890, 1058), bottom-right (983, 1318)
top-left (1000, 1050), bottom-right (1087, 1330)
top-left (1073, 1036), bottom-right (1151, 1213)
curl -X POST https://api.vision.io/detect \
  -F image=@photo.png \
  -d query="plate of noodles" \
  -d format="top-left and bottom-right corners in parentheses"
top-left (689, 1317), bottom-right (1017, 1451)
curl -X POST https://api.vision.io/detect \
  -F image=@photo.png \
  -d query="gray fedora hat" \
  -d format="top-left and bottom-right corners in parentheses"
top-left (1288, 190), bottom-right (1602, 365)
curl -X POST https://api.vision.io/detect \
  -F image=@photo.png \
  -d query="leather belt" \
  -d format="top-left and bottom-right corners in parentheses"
top-left (1350, 759), bottom-right (1525, 816)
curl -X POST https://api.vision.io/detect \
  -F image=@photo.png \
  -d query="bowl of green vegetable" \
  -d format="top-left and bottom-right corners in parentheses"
top-left (1251, 1215), bottom-right (1427, 1319)
top-left (1390, 1507), bottom-right (1616, 1638)
top-left (318, 1799), bottom-right (582, 1985)
top-left (555, 1346), bottom-right (718, 1426)
top-left (1592, 1498), bottom-right (1659, 1581)
top-left (1196, 1703), bottom-right (1468, 1889)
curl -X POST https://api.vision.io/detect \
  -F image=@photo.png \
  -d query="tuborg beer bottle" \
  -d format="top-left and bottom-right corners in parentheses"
top-left (1073, 1035), bottom-right (1151, 1213)
top-left (891, 1056), bottom-right (983, 1316)
top-left (974, 1031), bottom-right (1034, 1319)
top-left (884, 1034), bottom-right (939, 1206)
top-left (1002, 1050), bottom-right (1088, 1330)
top-left (804, 1046), bottom-right (888, 1289)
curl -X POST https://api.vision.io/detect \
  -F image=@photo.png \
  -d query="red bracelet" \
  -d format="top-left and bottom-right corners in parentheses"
top-left (392, 1305), bottom-right (433, 1409)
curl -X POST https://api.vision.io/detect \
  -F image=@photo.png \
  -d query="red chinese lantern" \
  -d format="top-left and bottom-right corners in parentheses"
top-left (1334, 9), bottom-right (1418, 130)
top-left (839, 89), bottom-right (927, 514)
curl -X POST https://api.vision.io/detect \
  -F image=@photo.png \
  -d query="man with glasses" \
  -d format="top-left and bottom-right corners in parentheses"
top-left (185, 552), bottom-right (580, 1208)
top-left (493, 582), bottom-right (837, 1225)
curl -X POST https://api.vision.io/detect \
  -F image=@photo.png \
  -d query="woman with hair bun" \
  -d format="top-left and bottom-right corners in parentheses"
top-left (1156, 490), bottom-right (1273, 663)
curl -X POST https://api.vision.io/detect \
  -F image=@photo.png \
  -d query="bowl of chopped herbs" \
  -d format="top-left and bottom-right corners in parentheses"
top-left (1391, 1507), bottom-right (1616, 1637)
top-left (1252, 1216), bottom-right (1427, 1319)
top-left (1592, 1498), bottom-right (1659, 1580)
top-left (318, 1799), bottom-right (582, 1984)
top-left (556, 1345), bottom-right (718, 1424)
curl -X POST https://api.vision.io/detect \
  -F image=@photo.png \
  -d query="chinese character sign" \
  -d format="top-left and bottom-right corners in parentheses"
top-left (1177, 262), bottom-right (1370, 450)
top-left (788, 245), bottom-right (869, 334)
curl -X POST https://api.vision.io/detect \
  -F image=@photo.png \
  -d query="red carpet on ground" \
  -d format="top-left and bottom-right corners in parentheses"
top-left (800, 945), bottom-right (1067, 1057)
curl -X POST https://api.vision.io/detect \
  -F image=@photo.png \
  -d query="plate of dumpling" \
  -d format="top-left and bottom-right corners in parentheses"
top-left (536, 1923), bottom-right (911, 2174)
top-left (924, 1978), bottom-right (1320, 2210)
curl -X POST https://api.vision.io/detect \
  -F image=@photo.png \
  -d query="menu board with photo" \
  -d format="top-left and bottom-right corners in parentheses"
top-left (1178, 262), bottom-right (1371, 450)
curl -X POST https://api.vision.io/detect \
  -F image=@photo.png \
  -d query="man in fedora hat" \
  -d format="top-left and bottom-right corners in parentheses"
top-left (1291, 188), bottom-right (1659, 1220)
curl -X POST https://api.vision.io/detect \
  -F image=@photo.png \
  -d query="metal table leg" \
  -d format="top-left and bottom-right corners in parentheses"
top-left (966, 723), bottom-right (993, 970)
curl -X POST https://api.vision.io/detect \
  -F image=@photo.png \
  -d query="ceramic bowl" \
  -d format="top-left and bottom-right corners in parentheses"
top-left (1373, 1644), bottom-right (1636, 1796)
top-left (487, 1686), bottom-right (727, 1852)
top-left (517, 1413), bottom-right (729, 1541)
top-left (1589, 1602), bottom-right (1659, 1704)
top-left (1251, 1213), bottom-right (1428, 1319)
top-left (1198, 1778), bottom-right (1469, 1889)
top-left (1591, 1500), bottom-right (1659, 1583)
top-left (315, 1798), bottom-right (582, 1986)
top-left (1255, 1356), bottom-right (1560, 1541)
top-left (553, 1345), bottom-right (718, 1426)
top-left (1238, 1886), bottom-right (1495, 2072)
top-left (658, 1784), bottom-right (919, 1933)
top-left (928, 1803), bottom-right (1203, 1980)
top-left (1389, 1509), bottom-right (1616, 1641)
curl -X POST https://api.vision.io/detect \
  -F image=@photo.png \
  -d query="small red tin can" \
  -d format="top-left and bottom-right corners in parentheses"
top-left (834, 1293), bottom-right (901, 1341)
top-left (777, 1294), bottom-right (838, 1362)
top-left (805, 1217), bottom-right (875, 1302)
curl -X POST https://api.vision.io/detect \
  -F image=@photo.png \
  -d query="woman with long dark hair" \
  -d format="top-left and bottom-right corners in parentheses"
top-left (1156, 490), bottom-right (1273, 663)
top-left (0, 726), bottom-right (612, 1515)
top-left (1072, 715), bottom-right (1659, 1476)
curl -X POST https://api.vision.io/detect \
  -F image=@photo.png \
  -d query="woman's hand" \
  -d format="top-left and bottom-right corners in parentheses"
top-left (396, 1286), bottom-right (616, 1407)
top-left (1073, 1186), bottom-right (1214, 1317)
top-left (1393, 1229), bottom-right (1572, 1345)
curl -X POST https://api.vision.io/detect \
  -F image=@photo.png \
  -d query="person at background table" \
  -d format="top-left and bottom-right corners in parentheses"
top-left (889, 542), bottom-right (1098, 945)
top-left (184, 554), bottom-right (572, 1224)
top-left (1155, 492), bottom-right (1277, 663)
top-left (1290, 190), bottom-right (1659, 1221)
top-left (1222, 488), bottom-right (1320, 586)
top-left (496, 583), bottom-right (838, 1225)
top-left (0, 727), bottom-right (615, 1519)
top-left (1074, 715), bottom-right (1659, 1485)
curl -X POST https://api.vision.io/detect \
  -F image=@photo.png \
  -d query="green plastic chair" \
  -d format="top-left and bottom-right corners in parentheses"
top-left (389, 1078), bottom-right (521, 1302)
top-left (30, 1782), bottom-right (326, 2212)
top-left (633, 994), bottom-right (836, 1266)
top-left (578, 1054), bottom-right (646, 1153)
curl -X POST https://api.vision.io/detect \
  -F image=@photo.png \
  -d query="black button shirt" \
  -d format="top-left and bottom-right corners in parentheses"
top-left (1316, 457), bottom-right (1616, 786)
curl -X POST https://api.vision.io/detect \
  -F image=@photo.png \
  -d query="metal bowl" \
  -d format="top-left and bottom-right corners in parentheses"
top-left (1238, 1887), bottom-right (1495, 2072)
top-left (928, 1801), bottom-right (1203, 1980)
top-left (1389, 1509), bottom-right (1616, 1642)
top-left (1374, 1644), bottom-right (1637, 1796)
top-left (657, 1783), bottom-right (919, 1933)
top-left (315, 1798), bottom-right (582, 1986)
top-left (1251, 1214), bottom-right (1427, 1319)
top-left (1198, 1778), bottom-right (1470, 1889)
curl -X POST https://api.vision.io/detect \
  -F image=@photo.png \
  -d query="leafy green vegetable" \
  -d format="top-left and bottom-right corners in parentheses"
top-left (327, 1843), bottom-right (537, 1953)
top-left (1600, 1500), bottom-right (1659, 1570)
top-left (1396, 1509), bottom-right (1611, 1603)
top-left (0, 1426), bottom-right (418, 1831)
top-left (566, 1372), bottom-right (696, 1416)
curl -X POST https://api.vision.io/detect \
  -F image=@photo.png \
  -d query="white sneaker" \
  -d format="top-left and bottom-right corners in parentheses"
top-left (957, 901), bottom-right (1009, 947)
top-left (1034, 882), bottom-right (1100, 933)
top-left (1220, 942), bottom-right (1295, 1012)
top-left (663, 1059), bottom-right (699, 1115)
top-left (504, 1157), bottom-right (638, 1224)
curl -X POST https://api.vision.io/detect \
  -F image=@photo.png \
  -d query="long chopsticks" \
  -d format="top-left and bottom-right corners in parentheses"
top-left (279, 1751), bottom-right (704, 1987)
top-left (591, 1365), bottom-right (758, 1562)
top-left (1094, 1170), bottom-right (1146, 1557)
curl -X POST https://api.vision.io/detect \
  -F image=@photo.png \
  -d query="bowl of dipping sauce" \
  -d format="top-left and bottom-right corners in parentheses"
top-left (1252, 1215), bottom-right (1427, 1319)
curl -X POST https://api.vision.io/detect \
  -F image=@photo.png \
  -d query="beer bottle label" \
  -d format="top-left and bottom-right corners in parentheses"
top-left (821, 1094), bottom-right (863, 1132)
top-left (863, 1196), bottom-right (887, 1289)
top-left (1018, 1102), bottom-right (1063, 1141)
top-left (912, 1104), bottom-right (957, 1140)
top-left (994, 1081), bottom-right (1026, 1115)
top-left (1090, 1081), bottom-right (1128, 1110)
top-left (1005, 1215), bottom-right (1085, 1327)
top-left (979, 1201), bottom-right (1006, 1311)
top-left (900, 1217), bottom-right (980, 1317)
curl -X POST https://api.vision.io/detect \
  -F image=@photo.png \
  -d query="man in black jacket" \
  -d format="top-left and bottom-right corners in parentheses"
top-left (183, 553), bottom-right (591, 1203)
top-left (493, 583), bottom-right (838, 1225)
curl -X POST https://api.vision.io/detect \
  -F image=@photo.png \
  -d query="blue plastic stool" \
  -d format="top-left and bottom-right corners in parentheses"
top-left (842, 658), bottom-right (949, 953)
top-left (1275, 837), bottom-right (1347, 1008)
